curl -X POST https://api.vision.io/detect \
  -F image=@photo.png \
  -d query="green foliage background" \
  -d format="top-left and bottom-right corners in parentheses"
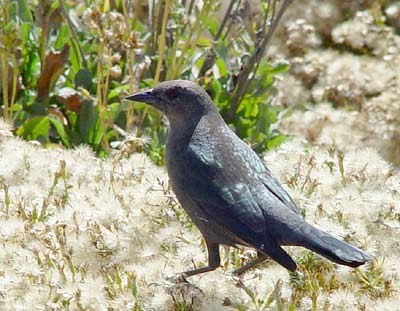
top-left (0, 0), bottom-right (289, 163)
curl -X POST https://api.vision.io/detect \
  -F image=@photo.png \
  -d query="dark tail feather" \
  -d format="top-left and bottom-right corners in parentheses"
top-left (260, 243), bottom-right (297, 272)
top-left (300, 225), bottom-right (373, 268)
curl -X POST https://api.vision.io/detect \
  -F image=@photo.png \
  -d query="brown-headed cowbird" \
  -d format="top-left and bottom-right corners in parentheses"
top-left (126, 80), bottom-right (372, 277)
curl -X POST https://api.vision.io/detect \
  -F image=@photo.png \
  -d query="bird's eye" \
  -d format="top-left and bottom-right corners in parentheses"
top-left (165, 88), bottom-right (179, 99)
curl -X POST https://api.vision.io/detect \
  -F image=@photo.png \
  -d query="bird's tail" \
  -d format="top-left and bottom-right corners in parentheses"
top-left (299, 224), bottom-right (372, 268)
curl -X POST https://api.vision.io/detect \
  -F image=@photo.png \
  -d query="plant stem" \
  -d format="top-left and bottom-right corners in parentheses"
top-left (11, 53), bottom-right (18, 115)
top-left (154, 0), bottom-right (173, 83)
top-left (151, 0), bottom-right (164, 57)
top-left (96, 42), bottom-right (106, 150)
top-left (97, 42), bottom-right (104, 113)
top-left (187, 0), bottom-right (195, 16)
top-left (39, 16), bottom-right (48, 73)
top-left (123, 0), bottom-right (136, 130)
top-left (102, 48), bottom-right (112, 109)
top-left (222, 0), bottom-right (242, 41)
top-left (1, 53), bottom-right (9, 120)
top-left (59, 0), bottom-right (87, 68)
top-left (227, 0), bottom-right (293, 122)
top-left (165, 29), bottom-right (180, 80)
top-left (136, 0), bottom-right (173, 139)
top-left (126, 49), bottom-right (136, 130)
top-left (173, 0), bottom-right (213, 77)
top-left (215, 0), bottom-right (237, 40)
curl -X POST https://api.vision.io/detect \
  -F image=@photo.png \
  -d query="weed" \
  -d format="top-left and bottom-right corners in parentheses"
top-left (0, 0), bottom-right (292, 161)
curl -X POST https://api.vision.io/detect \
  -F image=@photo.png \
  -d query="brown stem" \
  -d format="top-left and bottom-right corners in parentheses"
top-left (215, 0), bottom-right (237, 40)
top-left (226, 0), bottom-right (293, 122)
top-left (1, 54), bottom-right (9, 120)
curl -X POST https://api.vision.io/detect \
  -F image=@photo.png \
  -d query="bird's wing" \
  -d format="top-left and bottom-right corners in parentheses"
top-left (182, 172), bottom-right (268, 246)
top-left (223, 126), bottom-right (301, 216)
top-left (259, 169), bottom-right (301, 216)
top-left (176, 125), bottom-right (300, 247)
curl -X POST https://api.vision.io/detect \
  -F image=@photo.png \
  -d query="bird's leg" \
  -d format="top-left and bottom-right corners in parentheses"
top-left (233, 251), bottom-right (269, 276)
top-left (180, 242), bottom-right (220, 278)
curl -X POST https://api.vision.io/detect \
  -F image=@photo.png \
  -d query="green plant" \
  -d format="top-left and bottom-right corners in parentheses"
top-left (0, 0), bottom-right (292, 162)
top-left (289, 252), bottom-right (336, 310)
top-left (0, 0), bottom-right (24, 121)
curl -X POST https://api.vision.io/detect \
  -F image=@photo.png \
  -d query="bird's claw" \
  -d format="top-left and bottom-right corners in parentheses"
top-left (165, 273), bottom-right (189, 284)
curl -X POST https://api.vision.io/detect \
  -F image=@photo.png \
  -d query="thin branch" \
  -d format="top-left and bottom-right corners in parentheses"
top-left (214, 0), bottom-right (237, 40)
top-left (222, 0), bottom-right (242, 42)
top-left (226, 0), bottom-right (293, 122)
top-left (59, 0), bottom-right (87, 68)
top-left (260, 0), bottom-right (273, 37)
top-left (187, 0), bottom-right (195, 16)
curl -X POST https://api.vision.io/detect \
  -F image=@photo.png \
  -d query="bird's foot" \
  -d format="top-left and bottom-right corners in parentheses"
top-left (165, 272), bottom-right (189, 284)
top-left (232, 266), bottom-right (247, 276)
top-left (163, 275), bottom-right (205, 306)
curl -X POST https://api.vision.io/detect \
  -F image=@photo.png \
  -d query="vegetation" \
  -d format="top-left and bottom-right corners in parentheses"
top-left (1, 123), bottom-right (397, 310)
top-left (1, 1), bottom-right (399, 309)
top-left (0, 0), bottom-right (291, 163)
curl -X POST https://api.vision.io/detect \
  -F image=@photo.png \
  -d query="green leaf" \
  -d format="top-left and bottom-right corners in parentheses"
top-left (215, 58), bottom-right (227, 77)
top-left (213, 41), bottom-right (229, 63)
top-left (54, 24), bottom-right (69, 50)
top-left (268, 62), bottom-right (289, 75)
top-left (108, 85), bottom-right (129, 101)
top-left (139, 79), bottom-right (156, 88)
top-left (196, 37), bottom-right (212, 47)
top-left (256, 105), bottom-right (276, 134)
top-left (28, 101), bottom-right (47, 115)
top-left (262, 106), bottom-right (277, 124)
top-left (49, 117), bottom-right (71, 148)
top-left (20, 22), bottom-right (32, 45)
top-left (66, 111), bottom-right (77, 128)
top-left (49, 0), bottom-right (60, 14)
top-left (74, 68), bottom-right (92, 90)
top-left (257, 62), bottom-right (289, 77)
top-left (16, 116), bottom-right (50, 142)
top-left (23, 50), bottom-right (40, 87)
top-left (17, 0), bottom-right (33, 23)
top-left (266, 134), bottom-right (286, 150)
top-left (7, 1), bottom-right (18, 20)
top-left (79, 101), bottom-right (97, 142)
top-left (205, 16), bottom-right (219, 37)
top-left (79, 101), bottom-right (103, 146)
top-left (103, 128), bottom-right (116, 142)
top-left (237, 96), bottom-right (259, 118)
top-left (104, 102), bottom-right (122, 121)
top-left (69, 39), bottom-right (82, 73)
top-left (209, 79), bottom-right (222, 100)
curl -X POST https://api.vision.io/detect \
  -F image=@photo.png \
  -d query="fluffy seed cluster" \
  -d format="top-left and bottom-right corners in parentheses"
top-left (285, 19), bottom-right (321, 56)
top-left (331, 11), bottom-right (400, 60)
top-left (82, 5), bottom-right (139, 49)
top-left (279, 48), bottom-right (400, 165)
top-left (271, 2), bottom-right (400, 165)
top-left (267, 0), bottom-right (378, 58)
top-left (1, 116), bottom-right (399, 309)
top-left (385, 2), bottom-right (400, 31)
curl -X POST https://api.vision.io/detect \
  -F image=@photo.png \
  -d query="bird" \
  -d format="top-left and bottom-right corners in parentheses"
top-left (125, 80), bottom-right (372, 277)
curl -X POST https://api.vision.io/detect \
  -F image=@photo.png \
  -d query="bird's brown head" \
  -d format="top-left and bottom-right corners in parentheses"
top-left (125, 80), bottom-right (216, 123)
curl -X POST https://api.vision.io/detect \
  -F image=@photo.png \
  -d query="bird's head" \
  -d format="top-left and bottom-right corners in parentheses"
top-left (125, 80), bottom-right (216, 124)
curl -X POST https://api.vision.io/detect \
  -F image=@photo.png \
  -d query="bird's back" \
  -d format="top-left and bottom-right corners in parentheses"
top-left (165, 113), bottom-right (304, 247)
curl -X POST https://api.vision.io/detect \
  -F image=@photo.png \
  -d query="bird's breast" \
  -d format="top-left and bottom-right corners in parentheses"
top-left (166, 132), bottom-right (223, 190)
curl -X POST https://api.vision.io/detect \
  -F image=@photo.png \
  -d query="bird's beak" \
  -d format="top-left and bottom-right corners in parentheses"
top-left (125, 89), bottom-right (156, 104)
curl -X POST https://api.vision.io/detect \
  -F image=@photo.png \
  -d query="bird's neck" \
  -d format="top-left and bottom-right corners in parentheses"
top-left (167, 111), bottom-right (221, 150)
top-left (167, 118), bottom-right (199, 149)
